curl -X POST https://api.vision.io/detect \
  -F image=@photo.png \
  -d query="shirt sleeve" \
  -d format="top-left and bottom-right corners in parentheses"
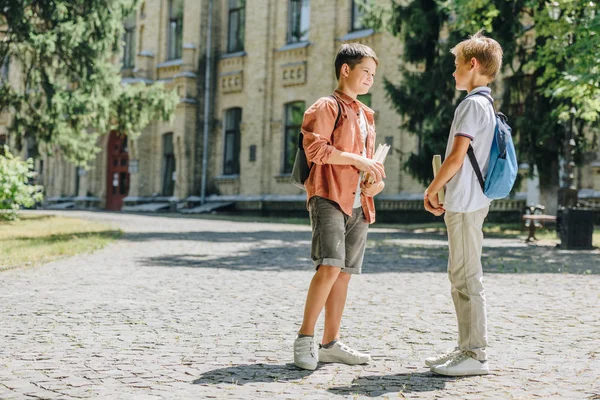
top-left (302, 97), bottom-right (338, 165)
top-left (453, 98), bottom-right (486, 142)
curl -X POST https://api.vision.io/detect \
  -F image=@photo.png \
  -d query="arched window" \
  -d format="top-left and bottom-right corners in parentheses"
top-left (283, 101), bottom-right (305, 174)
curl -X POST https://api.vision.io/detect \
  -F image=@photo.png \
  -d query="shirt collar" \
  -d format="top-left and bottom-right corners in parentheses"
top-left (333, 89), bottom-right (375, 115)
top-left (468, 86), bottom-right (492, 96)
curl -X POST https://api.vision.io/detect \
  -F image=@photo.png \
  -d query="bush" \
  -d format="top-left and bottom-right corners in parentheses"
top-left (0, 146), bottom-right (43, 220)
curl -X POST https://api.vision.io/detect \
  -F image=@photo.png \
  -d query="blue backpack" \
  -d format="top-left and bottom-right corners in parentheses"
top-left (466, 92), bottom-right (518, 200)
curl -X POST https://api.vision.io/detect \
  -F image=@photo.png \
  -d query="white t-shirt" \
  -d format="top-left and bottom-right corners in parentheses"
top-left (443, 86), bottom-right (496, 213)
top-left (353, 109), bottom-right (368, 208)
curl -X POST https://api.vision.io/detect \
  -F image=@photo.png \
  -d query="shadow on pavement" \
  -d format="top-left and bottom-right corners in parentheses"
top-left (326, 371), bottom-right (459, 397)
top-left (193, 363), bottom-right (313, 385)
top-left (137, 230), bottom-right (600, 274)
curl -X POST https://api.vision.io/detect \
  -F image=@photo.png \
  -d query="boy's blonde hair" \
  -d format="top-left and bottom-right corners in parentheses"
top-left (451, 30), bottom-right (503, 79)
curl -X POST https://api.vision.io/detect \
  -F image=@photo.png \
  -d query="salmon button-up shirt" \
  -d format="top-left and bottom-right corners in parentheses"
top-left (302, 89), bottom-right (377, 223)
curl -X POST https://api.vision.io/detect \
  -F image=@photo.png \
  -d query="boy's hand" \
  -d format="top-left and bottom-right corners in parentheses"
top-left (361, 180), bottom-right (385, 197)
top-left (424, 190), bottom-right (445, 216)
top-left (355, 156), bottom-right (385, 183)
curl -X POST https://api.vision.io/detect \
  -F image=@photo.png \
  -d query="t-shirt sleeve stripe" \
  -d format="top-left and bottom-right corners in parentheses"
top-left (454, 133), bottom-right (474, 140)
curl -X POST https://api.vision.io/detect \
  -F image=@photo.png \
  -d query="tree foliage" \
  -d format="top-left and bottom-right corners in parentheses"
top-left (0, 0), bottom-right (179, 166)
top-left (363, 0), bottom-right (600, 194)
top-left (0, 146), bottom-right (43, 220)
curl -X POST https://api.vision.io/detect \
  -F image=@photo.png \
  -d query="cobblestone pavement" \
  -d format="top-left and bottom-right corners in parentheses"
top-left (1, 210), bottom-right (599, 399)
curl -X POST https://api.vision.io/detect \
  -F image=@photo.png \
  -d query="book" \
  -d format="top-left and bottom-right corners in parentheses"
top-left (365, 143), bottom-right (391, 184)
top-left (432, 155), bottom-right (445, 204)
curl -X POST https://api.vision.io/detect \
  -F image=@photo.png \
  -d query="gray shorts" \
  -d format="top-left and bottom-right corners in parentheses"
top-left (308, 196), bottom-right (369, 275)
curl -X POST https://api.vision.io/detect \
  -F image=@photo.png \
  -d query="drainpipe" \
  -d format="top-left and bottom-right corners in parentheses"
top-left (200, 0), bottom-right (213, 204)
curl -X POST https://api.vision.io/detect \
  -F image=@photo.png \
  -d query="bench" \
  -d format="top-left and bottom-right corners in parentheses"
top-left (522, 214), bottom-right (557, 242)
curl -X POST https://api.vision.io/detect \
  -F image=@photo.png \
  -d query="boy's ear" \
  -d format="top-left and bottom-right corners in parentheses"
top-left (341, 63), bottom-right (350, 77)
top-left (469, 57), bottom-right (478, 71)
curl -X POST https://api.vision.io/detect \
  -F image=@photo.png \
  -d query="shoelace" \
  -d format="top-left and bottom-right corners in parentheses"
top-left (433, 349), bottom-right (458, 362)
top-left (447, 352), bottom-right (471, 367)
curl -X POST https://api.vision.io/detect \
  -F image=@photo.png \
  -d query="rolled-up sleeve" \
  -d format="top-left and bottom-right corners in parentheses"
top-left (302, 97), bottom-right (338, 165)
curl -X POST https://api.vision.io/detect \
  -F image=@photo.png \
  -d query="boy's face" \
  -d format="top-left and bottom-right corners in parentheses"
top-left (453, 56), bottom-right (474, 91)
top-left (343, 57), bottom-right (377, 95)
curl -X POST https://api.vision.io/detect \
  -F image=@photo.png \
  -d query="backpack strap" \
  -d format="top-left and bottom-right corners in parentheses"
top-left (467, 145), bottom-right (485, 191)
top-left (329, 95), bottom-right (342, 128)
top-left (463, 91), bottom-right (496, 191)
top-left (468, 91), bottom-right (496, 113)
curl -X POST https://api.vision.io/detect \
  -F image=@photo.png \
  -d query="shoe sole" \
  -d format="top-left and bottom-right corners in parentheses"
top-left (294, 361), bottom-right (317, 371)
top-left (318, 355), bottom-right (371, 365)
top-left (425, 360), bottom-right (450, 367)
top-left (430, 368), bottom-right (490, 376)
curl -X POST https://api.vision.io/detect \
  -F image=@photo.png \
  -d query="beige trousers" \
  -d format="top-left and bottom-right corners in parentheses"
top-left (444, 205), bottom-right (489, 361)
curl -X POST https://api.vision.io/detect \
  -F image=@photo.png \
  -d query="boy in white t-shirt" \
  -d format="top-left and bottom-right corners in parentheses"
top-left (423, 31), bottom-right (503, 376)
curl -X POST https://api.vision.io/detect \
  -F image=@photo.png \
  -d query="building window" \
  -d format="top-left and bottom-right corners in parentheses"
top-left (223, 108), bottom-right (242, 175)
top-left (0, 56), bottom-right (9, 83)
top-left (162, 133), bottom-right (176, 196)
top-left (351, 0), bottom-right (366, 31)
top-left (287, 0), bottom-right (310, 44)
top-left (227, 0), bottom-right (245, 53)
top-left (283, 101), bottom-right (305, 174)
top-left (0, 134), bottom-right (6, 156)
top-left (123, 14), bottom-right (136, 68)
top-left (167, 0), bottom-right (183, 60)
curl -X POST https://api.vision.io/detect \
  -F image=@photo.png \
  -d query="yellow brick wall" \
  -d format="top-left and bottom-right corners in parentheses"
top-left (7, 0), bottom-right (599, 208)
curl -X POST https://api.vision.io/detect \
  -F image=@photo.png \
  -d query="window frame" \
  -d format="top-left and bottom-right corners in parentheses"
top-left (287, 0), bottom-right (310, 44)
top-left (227, 0), bottom-right (246, 53)
top-left (162, 132), bottom-right (176, 196)
top-left (283, 101), bottom-right (305, 174)
top-left (167, 0), bottom-right (184, 61)
top-left (350, 0), bottom-right (366, 32)
top-left (223, 108), bottom-right (242, 175)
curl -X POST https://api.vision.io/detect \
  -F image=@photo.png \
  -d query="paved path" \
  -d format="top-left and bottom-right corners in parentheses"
top-left (1, 211), bottom-right (599, 399)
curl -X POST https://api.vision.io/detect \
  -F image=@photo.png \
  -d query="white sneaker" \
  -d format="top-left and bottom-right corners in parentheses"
top-left (318, 341), bottom-right (371, 365)
top-left (294, 336), bottom-right (318, 370)
top-left (430, 352), bottom-right (490, 376)
top-left (424, 347), bottom-right (460, 367)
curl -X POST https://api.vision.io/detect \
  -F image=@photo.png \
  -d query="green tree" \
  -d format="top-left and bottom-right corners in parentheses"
top-left (0, 146), bottom-right (43, 220)
top-left (0, 0), bottom-right (179, 166)
top-left (364, 0), bottom-right (599, 211)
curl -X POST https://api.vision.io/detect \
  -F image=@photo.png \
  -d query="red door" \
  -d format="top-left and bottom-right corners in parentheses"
top-left (106, 131), bottom-right (129, 211)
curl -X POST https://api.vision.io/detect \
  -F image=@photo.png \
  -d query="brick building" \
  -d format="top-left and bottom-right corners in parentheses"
top-left (1, 0), bottom-right (599, 217)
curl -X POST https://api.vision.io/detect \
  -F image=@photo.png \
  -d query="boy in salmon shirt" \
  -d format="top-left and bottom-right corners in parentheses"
top-left (293, 43), bottom-right (385, 371)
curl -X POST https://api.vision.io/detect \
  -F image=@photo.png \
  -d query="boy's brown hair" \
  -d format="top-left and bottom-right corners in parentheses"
top-left (335, 43), bottom-right (379, 80)
top-left (451, 30), bottom-right (503, 79)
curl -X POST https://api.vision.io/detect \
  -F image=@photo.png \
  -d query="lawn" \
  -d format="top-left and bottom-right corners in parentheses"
top-left (0, 214), bottom-right (122, 271)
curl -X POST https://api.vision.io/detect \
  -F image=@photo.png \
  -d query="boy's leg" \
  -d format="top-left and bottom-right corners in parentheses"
top-left (299, 265), bottom-right (343, 336)
top-left (322, 271), bottom-right (351, 343)
top-left (318, 206), bottom-right (370, 365)
top-left (298, 197), bottom-right (346, 336)
top-left (444, 206), bottom-right (489, 361)
top-left (322, 206), bottom-right (368, 342)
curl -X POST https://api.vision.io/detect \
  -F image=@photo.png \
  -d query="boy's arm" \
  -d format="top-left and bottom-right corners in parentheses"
top-left (425, 135), bottom-right (471, 208)
top-left (303, 98), bottom-right (385, 182)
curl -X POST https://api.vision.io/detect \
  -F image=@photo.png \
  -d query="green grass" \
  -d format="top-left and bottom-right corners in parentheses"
top-left (0, 215), bottom-right (122, 270)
